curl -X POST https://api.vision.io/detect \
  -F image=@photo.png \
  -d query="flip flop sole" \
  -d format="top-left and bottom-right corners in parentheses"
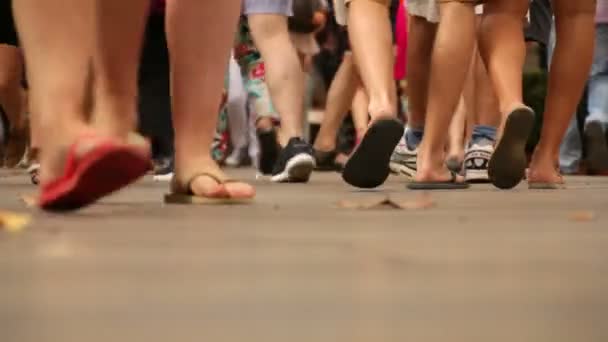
top-left (407, 182), bottom-right (470, 190)
top-left (488, 107), bottom-right (535, 190)
top-left (342, 118), bottom-right (404, 189)
top-left (528, 182), bottom-right (566, 190)
top-left (40, 146), bottom-right (150, 211)
top-left (164, 193), bottom-right (253, 205)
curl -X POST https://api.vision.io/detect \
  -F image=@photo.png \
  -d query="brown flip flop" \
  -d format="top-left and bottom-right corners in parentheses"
top-left (164, 172), bottom-right (254, 205)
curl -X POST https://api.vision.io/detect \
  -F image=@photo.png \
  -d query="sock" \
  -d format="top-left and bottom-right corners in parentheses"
top-left (471, 125), bottom-right (497, 144)
top-left (405, 127), bottom-right (423, 150)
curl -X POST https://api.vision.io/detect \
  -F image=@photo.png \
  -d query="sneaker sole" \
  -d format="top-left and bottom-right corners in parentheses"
top-left (271, 153), bottom-right (315, 183)
top-left (585, 122), bottom-right (608, 174)
top-left (389, 161), bottom-right (416, 179)
top-left (465, 169), bottom-right (490, 183)
top-left (342, 118), bottom-right (404, 188)
top-left (488, 107), bottom-right (534, 189)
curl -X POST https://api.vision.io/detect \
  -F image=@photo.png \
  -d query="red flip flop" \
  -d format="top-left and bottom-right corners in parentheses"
top-left (38, 135), bottom-right (151, 211)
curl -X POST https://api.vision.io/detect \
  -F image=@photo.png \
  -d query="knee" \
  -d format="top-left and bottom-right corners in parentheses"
top-left (247, 15), bottom-right (289, 42)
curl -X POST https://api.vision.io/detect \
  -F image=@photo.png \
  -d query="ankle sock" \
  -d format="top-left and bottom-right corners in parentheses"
top-left (405, 127), bottom-right (423, 150)
top-left (471, 125), bottom-right (497, 144)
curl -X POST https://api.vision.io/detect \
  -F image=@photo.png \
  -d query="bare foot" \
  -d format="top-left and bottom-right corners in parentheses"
top-left (414, 167), bottom-right (466, 183)
top-left (416, 153), bottom-right (465, 183)
top-left (179, 159), bottom-right (255, 199)
top-left (527, 149), bottom-right (564, 185)
top-left (38, 123), bottom-right (96, 184)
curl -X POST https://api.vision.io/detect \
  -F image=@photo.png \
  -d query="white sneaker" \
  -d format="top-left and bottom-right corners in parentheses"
top-left (389, 137), bottom-right (417, 178)
top-left (464, 139), bottom-right (494, 183)
top-left (153, 172), bottom-right (174, 182)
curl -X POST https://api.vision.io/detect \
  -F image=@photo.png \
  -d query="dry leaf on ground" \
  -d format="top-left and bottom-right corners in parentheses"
top-left (336, 194), bottom-right (436, 211)
top-left (568, 210), bottom-right (595, 222)
top-left (336, 196), bottom-right (389, 210)
top-left (0, 210), bottom-right (31, 233)
top-left (389, 193), bottom-right (436, 210)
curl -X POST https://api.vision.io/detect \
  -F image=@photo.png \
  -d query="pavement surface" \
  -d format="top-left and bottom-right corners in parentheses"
top-left (1, 169), bottom-right (608, 342)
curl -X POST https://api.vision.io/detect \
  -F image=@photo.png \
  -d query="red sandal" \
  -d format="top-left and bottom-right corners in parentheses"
top-left (38, 134), bottom-right (151, 211)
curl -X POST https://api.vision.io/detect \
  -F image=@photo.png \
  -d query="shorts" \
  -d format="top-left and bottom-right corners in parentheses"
top-left (407, 0), bottom-right (440, 23)
top-left (408, 0), bottom-right (482, 23)
top-left (0, 0), bottom-right (18, 46)
top-left (524, 0), bottom-right (553, 46)
top-left (233, 18), bottom-right (278, 120)
top-left (242, 0), bottom-right (294, 16)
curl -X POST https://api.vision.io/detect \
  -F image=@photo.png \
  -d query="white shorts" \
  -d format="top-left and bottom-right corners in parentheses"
top-left (333, 0), bottom-right (348, 25)
top-left (407, 0), bottom-right (440, 23)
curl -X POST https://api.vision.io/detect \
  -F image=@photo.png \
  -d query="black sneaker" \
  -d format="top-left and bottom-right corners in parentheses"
top-left (584, 121), bottom-right (608, 174)
top-left (257, 128), bottom-right (279, 175)
top-left (271, 137), bottom-right (315, 183)
top-left (152, 156), bottom-right (174, 182)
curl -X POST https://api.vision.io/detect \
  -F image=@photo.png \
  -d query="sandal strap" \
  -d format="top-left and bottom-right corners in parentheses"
top-left (172, 171), bottom-right (236, 195)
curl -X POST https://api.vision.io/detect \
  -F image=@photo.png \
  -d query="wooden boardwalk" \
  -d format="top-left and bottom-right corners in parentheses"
top-left (1, 170), bottom-right (608, 342)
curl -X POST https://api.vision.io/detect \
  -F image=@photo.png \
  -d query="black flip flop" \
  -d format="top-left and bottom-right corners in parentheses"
top-left (488, 106), bottom-right (535, 189)
top-left (407, 171), bottom-right (470, 190)
top-left (342, 118), bottom-right (404, 188)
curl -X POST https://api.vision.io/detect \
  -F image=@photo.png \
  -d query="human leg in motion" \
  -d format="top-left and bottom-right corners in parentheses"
top-left (582, 22), bottom-right (608, 174)
top-left (528, 0), bottom-right (597, 187)
top-left (313, 53), bottom-right (360, 170)
top-left (389, 11), bottom-right (437, 179)
top-left (247, 2), bottom-right (315, 183)
top-left (478, 0), bottom-right (535, 189)
top-left (341, 0), bottom-right (404, 188)
top-left (164, 0), bottom-right (254, 202)
top-left (14, 0), bottom-right (150, 211)
top-left (409, 0), bottom-right (476, 189)
top-left (0, 44), bottom-right (26, 167)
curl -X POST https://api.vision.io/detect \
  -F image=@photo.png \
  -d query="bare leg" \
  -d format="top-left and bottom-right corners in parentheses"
top-left (166, 0), bottom-right (253, 198)
top-left (93, 0), bottom-right (149, 139)
top-left (248, 14), bottom-right (306, 144)
top-left (351, 85), bottom-right (370, 142)
top-left (473, 29), bottom-right (500, 129)
top-left (12, 0), bottom-right (94, 183)
top-left (478, 0), bottom-right (529, 122)
top-left (348, 0), bottom-right (396, 119)
top-left (529, 0), bottom-right (596, 184)
top-left (447, 95), bottom-right (467, 162)
top-left (313, 53), bottom-right (360, 152)
top-left (406, 15), bottom-right (437, 129)
top-left (0, 45), bottom-right (24, 129)
top-left (0, 45), bottom-right (27, 166)
top-left (415, 1), bottom-right (476, 183)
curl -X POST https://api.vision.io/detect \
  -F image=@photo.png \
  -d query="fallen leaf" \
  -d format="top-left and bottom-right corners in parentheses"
top-left (0, 210), bottom-right (31, 233)
top-left (568, 211), bottom-right (595, 222)
top-left (20, 194), bottom-right (38, 208)
top-left (336, 196), bottom-right (388, 210)
top-left (389, 193), bottom-right (436, 210)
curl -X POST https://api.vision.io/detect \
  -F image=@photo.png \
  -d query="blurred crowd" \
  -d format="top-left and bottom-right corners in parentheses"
top-left (0, 0), bottom-right (604, 211)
